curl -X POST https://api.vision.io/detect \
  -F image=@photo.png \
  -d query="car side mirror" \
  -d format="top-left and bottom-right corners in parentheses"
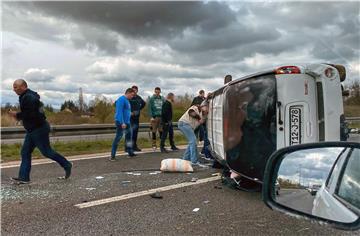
top-left (262, 142), bottom-right (360, 231)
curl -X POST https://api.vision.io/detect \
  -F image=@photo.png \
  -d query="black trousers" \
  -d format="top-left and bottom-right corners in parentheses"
top-left (160, 122), bottom-right (175, 149)
top-left (131, 118), bottom-right (140, 148)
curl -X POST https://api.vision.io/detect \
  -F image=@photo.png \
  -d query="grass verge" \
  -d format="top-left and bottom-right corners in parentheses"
top-left (1, 134), bottom-right (188, 163)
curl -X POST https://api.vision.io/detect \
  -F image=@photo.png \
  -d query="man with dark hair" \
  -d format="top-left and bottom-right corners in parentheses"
top-left (191, 90), bottom-right (205, 106)
top-left (8, 79), bottom-right (72, 184)
top-left (110, 88), bottom-right (136, 160)
top-left (148, 87), bottom-right (165, 150)
top-left (160, 93), bottom-right (179, 153)
top-left (128, 85), bottom-right (146, 152)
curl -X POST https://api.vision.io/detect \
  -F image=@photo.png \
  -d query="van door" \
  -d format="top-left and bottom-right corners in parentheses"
top-left (276, 74), bottom-right (318, 149)
top-left (208, 92), bottom-right (225, 161)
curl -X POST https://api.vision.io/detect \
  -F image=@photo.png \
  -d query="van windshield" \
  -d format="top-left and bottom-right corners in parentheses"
top-left (223, 75), bottom-right (277, 181)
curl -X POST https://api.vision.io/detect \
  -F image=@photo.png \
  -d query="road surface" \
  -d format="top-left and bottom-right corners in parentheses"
top-left (1, 149), bottom-right (355, 235)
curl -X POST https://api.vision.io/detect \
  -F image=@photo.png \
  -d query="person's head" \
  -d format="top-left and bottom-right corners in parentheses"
top-left (131, 85), bottom-right (138, 95)
top-left (13, 79), bottom-right (28, 95)
top-left (224, 74), bottom-right (232, 84)
top-left (166, 92), bottom-right (175, 102)
top-left (125, 88), bottom-right (135, 99)
top-left (199, 90), bottom-right (205, 98)
top-left (154, 87), bottom-right (161, 96)
top-left (200, 100), bottom-right (209, 114)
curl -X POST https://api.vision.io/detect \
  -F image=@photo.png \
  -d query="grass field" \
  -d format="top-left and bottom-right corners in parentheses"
top-left (1, 134), bottom-right (188, 163)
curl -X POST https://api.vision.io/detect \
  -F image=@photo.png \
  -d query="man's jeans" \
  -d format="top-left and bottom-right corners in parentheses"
top-left (178, 121), bottom-right (198, 164)
top-left (112, 122), bottom-right (133, 157)
top-left (160, 122), bottom-right (175, 149)
top-left (130, 118), bottom-right (140, 148)
top-left (19, 122), bottom-right (71, 181)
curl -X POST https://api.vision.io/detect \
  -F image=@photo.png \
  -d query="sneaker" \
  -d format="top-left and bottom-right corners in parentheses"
top-left (191, 162), bottom-right (207, 168)
top-left (109, 156), bottom-right (116, 161)
top-left (133, 147), bottom-right (142, 152)
top-left (160, 148), bottom-right (169, 153)
top-left (171, 146), bottom-right (179, 151)
top-left (128, 153), bottom-right (137, 157)
top-left (10, 177), bottom-right (30, 184)
top-left (64, 163), bottom-right (72, 179)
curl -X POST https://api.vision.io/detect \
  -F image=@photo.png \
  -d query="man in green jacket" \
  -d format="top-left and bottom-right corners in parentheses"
top-left (148, 87), bottom-right (165, 150)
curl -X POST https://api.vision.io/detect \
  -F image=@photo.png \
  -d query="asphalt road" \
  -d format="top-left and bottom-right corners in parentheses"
top-left (1, 150), bottom-right (356, 236)
top-left (276, 189), bottom-right (315, 215)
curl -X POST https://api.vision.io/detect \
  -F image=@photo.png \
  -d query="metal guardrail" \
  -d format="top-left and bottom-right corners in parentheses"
top-left (1, 123), bottom-right (179, 139)
top-left (1, 117), bottom-right (359, 139)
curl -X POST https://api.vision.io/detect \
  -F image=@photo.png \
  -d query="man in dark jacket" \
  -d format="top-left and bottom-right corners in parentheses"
top-left (191, 90), bottom-right (205, 106)
top-left (8, 79), bottom-right (72, 184)
top-left (128, 85), bottom-right (146, 151)
top-left (160, 93), bottom-right (179, 153)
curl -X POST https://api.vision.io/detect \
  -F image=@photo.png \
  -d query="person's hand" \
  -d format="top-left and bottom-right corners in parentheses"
top-left (8, 110), bottom-right (17, 119)
top-left (199, 119), bottom-right (206, 124)
top-left (150, 117), bottom-right (155, 122)
top-left (121, 123), bottom-right (127, 129)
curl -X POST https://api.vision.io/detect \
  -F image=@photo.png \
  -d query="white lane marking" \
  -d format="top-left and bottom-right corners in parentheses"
top-left (1, 148), bottom-right (185, 169)
top-left (75, 176), bottom-right (221, 209)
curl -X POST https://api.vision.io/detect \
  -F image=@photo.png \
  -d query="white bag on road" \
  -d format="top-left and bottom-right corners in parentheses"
top-left (160, 158), bottom-right (194, 172)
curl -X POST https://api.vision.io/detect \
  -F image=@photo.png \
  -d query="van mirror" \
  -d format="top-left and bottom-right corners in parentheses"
top-left (262, 142), bottom-right (360, 231)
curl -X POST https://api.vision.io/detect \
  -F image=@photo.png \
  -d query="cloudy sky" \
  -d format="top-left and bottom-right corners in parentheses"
top-left (2, 1), bottom-right (360, 108)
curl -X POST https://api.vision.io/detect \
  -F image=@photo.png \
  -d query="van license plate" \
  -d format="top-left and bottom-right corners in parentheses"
top-left (290, 108), bottom-right (301, 145)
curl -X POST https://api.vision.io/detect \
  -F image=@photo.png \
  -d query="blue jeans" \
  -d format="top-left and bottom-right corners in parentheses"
top-left (112, 122), bottom-right (133, 157)
top-left (178, 121), bottom-right (198, 164)
top-left (19, 122), bottom-right (71, 181)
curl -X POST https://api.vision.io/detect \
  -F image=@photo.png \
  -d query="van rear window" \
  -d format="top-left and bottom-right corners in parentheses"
top-left (223, 75), bottom-right (277, 180)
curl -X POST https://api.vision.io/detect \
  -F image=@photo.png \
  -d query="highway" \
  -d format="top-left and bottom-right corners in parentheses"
top-left (277, 189), bottom-right (315, 215)
top-left (1, 149), bottom-right (354, 235)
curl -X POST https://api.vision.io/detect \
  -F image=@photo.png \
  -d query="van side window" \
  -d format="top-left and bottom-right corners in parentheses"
top-left (316, 82), bottom-right (325, 141)
top-left (336, 148), bottom-right (360, 210)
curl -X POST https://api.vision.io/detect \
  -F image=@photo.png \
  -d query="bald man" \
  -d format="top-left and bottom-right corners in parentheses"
top-left (9, 79), bottom-right (72, 184)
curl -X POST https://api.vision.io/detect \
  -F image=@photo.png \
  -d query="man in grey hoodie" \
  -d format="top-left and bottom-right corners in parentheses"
top-left (148, 87), bottom-right (165, 150)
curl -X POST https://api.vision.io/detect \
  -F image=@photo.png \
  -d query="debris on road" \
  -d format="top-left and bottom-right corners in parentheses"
top-left (150, 192), bottom-right (163, 199)
top-left (190, 178), bottom-right (198, 182)
top-left (121, 181), bottom-right (131, 184)
top-left (214, 186), bottom-right (222, 189)
top-left (192, 208), bottom-right (200, 212)
top-left (85, 188), bottom-right (96, 191)
top-left (149, 171), bottom-right (161, 175)
top-left (203, 200), bottom-right (210, 204)
top-left (95, 176), bottom-right (104, 180)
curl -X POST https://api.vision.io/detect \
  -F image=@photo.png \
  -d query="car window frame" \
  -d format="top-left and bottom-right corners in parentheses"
top-left (325, 147), bottom-right (348, 190)
top-left (333, 148), bottom-right (360, 216)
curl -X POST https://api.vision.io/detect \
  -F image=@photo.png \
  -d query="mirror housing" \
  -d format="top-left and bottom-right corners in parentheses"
top-left (262, 142), bottom-right (360, 231)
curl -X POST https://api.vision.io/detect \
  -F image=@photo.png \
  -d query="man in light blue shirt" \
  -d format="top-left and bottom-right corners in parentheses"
top-left (110, 88), bottom-right (136, 160)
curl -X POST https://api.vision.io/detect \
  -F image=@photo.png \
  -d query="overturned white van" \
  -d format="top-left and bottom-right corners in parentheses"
top-left (207, 64), bottom-right (347, 185)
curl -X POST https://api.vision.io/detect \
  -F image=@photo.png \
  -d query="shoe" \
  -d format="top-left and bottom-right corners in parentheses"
top-left (152, 145), bottom-right (157, 151)
top-left (191, 162), bottom-right (207, 168)
top-left (109, 156), bottom-right (116, 161)
top-left (128, 153), bottom-right (137, 157)
top-left (160, 148), bottom-right (169, 153)
top-left (64, 163), bottom-right (72, 179)
top-left (171, 146), bottom-right (179, 151)
top-left (10, 177), bottom-right (30, 184)
top-left (133, 147), bottom-right (142, 152)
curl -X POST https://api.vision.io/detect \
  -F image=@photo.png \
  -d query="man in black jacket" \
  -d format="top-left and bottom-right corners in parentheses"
top-left (8, 79), bottom-right (72, 184)
top-left (160, 93), bottom-right (179, 153)
top-left (128, 85), bottom-right (146, 152)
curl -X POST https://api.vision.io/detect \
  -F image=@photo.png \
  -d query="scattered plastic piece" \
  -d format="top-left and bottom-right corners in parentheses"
top-left (150, 192), bottom-right (163, 199)
top-left (122, 181), bottom-right (131, 184)
top-left (95, 176), bottom-right (104, 179)
top-left (85, 188), bottom-right (96, 191)
top-left (203, 200), bottom-right (210, 204)
top-left (190, 178), bottom-right (198, 182)
top-left (193, 208), bottom-right (200, 212)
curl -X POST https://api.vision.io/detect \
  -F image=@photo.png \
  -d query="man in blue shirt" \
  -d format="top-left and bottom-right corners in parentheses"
top-left (110, 88), bottom-right (136, 160)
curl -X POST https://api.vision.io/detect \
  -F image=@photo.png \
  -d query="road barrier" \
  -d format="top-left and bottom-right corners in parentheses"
top-left (1, 123), bottom-right (179, 139)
